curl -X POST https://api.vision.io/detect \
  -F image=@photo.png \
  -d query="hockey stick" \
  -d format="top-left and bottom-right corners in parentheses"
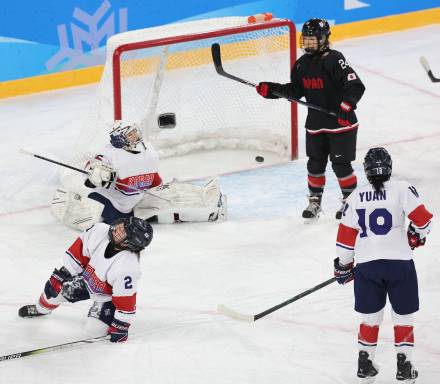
top-left (20, 149), bottom-right (89, 175)
top-left (218, 276), bottom-right (337, 322)
top-left (420, 56), bottom-right (440, 83)
top-left (0, 335), bottom-right (108, 362)
top-left (20, 149), bottom-right (171, 202)
top-left (211, 43), bottom-right (337, 117)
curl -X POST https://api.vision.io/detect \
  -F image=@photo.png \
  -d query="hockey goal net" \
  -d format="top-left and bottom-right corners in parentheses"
top-left (73, 16), bottom-right (297, 166)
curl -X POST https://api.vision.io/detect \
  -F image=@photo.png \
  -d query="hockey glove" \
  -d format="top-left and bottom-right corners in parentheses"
top-left (61, 275), bottom-right (90, 303)
top-left (256, 82), bottom-right (281, 99)
top-left (108, 319), bottom-right (130, 342)
top-left (44, 267), bottom-right (73, 299)
top-left (86, 157), bottom-right (115, 189)
top-left (337, 101), bottom-right (356, 127)
top-left (407, 223), bottom-right (426, 250)
top-left (334, 257), bottom-right (354, 285)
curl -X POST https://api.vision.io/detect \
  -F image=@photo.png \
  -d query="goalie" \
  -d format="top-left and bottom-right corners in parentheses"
top-left (51, 120), bottom-right (227, 231)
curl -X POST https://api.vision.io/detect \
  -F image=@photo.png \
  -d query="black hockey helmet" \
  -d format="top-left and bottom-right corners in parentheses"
top-left (109, 217), bottom-right (153, 253)
top-left (301, 18), bottom-right (331, 54)
top-left (363, 147), bottom-right (392, 179)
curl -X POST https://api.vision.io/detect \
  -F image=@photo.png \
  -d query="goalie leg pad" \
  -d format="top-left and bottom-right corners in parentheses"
top-left (51, 188), bottom-right (104, 231)
top-left (135, 178), bottom-right (227, 223)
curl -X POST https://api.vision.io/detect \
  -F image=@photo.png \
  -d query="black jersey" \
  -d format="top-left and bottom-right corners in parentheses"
top-left (279, 49), bottom-right (365, 132)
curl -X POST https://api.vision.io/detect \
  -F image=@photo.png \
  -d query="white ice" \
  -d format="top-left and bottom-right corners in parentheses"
top-left (1, 25), bottom-right (440, 383)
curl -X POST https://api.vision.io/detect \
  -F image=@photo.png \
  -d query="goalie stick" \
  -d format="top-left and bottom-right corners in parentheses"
top-left (218, 276), bottom-right (337, 322)
top-left (20, 149), bottom-right (171, 202)
top-left (420, 56), bottom-right (440, 83)
top-left (0, 335), bottom-right (108, 362)
top-left (211, 43), bottom-right (337, 117)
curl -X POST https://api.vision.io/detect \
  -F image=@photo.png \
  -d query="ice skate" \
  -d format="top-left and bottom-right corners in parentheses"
top-left (357, 351), bottom-right (379, 383)
top-left (335, 197), bottom-right (347, 220)
top-left (18, 304), bottom-right (49, 318)
top-left (396, 353), bottom-right (418, 383)
top-left (302, 194), bottom-right (322, 223)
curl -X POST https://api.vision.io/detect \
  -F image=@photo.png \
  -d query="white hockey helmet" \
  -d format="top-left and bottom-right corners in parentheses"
top-left (110, 120), bottom-right (143, 151)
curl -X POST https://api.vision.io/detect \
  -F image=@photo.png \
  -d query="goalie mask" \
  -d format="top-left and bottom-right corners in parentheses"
top-left (109, 217), bottom-right (153, 253)
top-left (300, 18), bottom-right (330, 55)
top-left (110, 120), bottom-right (143, 151)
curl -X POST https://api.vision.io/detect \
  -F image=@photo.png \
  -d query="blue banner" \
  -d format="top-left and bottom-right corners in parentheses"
top-left (0, 0), bottom-right (439, 81)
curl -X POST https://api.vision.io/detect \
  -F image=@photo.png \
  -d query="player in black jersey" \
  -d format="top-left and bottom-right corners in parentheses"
top-left (256, 18), bottom-right (365, 221)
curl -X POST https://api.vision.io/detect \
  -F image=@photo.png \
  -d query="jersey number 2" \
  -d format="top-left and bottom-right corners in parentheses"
top-left (124, 276), bottom-right (133, 289)
top-left (356, 208), bottom-right (392, 238)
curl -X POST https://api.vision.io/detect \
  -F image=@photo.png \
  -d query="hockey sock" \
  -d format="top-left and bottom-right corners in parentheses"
top-left (307, 173), bottom-right (325, 195)
top-left (358, 323), bottom-right (379, 359)
top-left (36, 293), bottom-right (61, 314)
top-left (338, 173), bottom-right (357, 197)
top-left (394, 325), bottom-right (414, 360)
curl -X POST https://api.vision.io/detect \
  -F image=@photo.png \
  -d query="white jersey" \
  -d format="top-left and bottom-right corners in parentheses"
top-left (92, 143), bottom-right (162, 213)
top-left (336, 179), bottom-right (433, 265)
top-left (63, 223), bottom-right (142, 325)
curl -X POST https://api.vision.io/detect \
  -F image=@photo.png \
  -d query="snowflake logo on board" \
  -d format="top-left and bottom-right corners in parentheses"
top-left (46, 0), bottom-right (127, 71)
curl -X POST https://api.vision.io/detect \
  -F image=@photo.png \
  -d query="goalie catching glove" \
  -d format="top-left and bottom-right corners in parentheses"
top-left (85, 155), bottom-right (115, 188)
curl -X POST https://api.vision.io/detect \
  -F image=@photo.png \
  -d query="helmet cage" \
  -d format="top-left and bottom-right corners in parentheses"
top-left (300, 18), bottom-right (330, 54)
top-left (110, 121), bottom-right (143, 151)
top-left (109, 217), bottom-right (153, 253)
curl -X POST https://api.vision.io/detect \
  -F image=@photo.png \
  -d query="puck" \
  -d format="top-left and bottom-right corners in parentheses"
top-left (255, 156), bottom-right (264, 163)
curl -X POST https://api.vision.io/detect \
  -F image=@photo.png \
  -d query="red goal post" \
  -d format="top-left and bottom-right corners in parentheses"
top-left (109, 17), bottom-right (298, 160)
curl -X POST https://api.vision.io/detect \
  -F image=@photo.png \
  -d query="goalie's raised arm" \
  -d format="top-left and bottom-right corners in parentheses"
top-left (84, 155), bottom-right (116, 189)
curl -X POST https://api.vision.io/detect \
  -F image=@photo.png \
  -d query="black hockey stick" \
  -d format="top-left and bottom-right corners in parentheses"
top-left (211, 43), bottom-right (337, 117)
top-left (20, 149), bottom-right (88, 175)
top-left (420, 56), bottom-right (440, 83)
top-left (0, 335), bottom-right (108, 362)
top-left (218, 276), bottom-right (337, 322)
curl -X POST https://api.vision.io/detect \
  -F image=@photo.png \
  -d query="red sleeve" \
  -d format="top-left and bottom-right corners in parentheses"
top-left (151, 173), bottom-right (163, 188)
top-left (408, 204), bottom-right (433, 227)
top-left (336, 223), bottom-right (359, 248)
top-left (66, 237), bottom-right (89, 269)
top-left (112, 294), bottom-right (137, 313)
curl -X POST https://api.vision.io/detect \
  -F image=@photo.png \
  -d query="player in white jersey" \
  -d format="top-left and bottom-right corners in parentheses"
top-left (18, 217), bottom-right (153, 343)
top-left (333, 147), bottom-right (433, 383)
top-left (51, 120), bottom-right (227, 230)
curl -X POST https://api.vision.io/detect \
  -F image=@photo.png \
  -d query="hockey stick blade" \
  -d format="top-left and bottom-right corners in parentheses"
top-left (420, 56), bottom-right (440, 83)
top-left (0, 335), bottom-right (109, 362)
top-left (218, 277), bottom-right (337, 322)
top-left (211, 43), bottom-right (337, 117)
top-left (217, 304), bottom-right (255, 322)
top-left (211, 43), bottom-right (257, 87)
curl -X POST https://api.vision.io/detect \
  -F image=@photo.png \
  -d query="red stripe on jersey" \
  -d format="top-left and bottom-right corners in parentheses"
top-left (408, 204), bottom-right (433, 227)
top-left (151, 173), bottom-right (163, 188)
top-left (336, 223), bottom-right (359, 247)
top-left (38, 294), bottom-right (59, 310)
top-left (338, 174), bottom-right (357, 188)
top-left (112, 294), bottom-right (137, 313)
top-left (67, 237), bottom-right (89, 268)
top-left (116, 173), bottom-right (157, 193)
top-left (358, 323), bottom-right (379, 344)
top-left (308, 175), bottom-right (326, 188)
top-left (394, 325), bottom-right (414, 345)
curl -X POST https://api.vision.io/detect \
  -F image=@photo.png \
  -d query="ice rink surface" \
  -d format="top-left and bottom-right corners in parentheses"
top-left (1, 25), bottom-right (440, 383)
